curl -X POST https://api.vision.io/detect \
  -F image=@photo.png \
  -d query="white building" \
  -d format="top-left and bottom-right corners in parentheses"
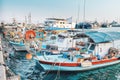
top-left (44, 18), bottom-right (75, 28)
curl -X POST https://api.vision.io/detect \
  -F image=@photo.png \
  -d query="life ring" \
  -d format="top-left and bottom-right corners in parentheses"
top-left (25, 30), bottom-right (36, 40)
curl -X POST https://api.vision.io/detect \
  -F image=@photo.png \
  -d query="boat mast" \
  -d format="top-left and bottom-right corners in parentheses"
top-left (83, 0), bottom-right (86, 22)
top-left (77, 0), bottom-right (80, 24)
top-left (76, 0), bottom-right (81, 29)
top-left (82, 0), bottom-right (86, 32)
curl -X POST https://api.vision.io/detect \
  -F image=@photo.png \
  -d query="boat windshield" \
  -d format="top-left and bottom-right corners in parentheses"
top-left (89, 44), bottom-right (95, 50)
top-left (82, 43), bottom-right (95, 52)
top-left (79, 43), bottom-right (95, 54)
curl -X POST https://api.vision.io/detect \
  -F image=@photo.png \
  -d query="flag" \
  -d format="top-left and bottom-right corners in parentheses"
top-left (66, 17), bottom-right (72, 24)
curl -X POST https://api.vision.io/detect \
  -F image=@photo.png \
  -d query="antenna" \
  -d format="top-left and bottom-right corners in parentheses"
top-left (25, 16), bottom-right (27, 24)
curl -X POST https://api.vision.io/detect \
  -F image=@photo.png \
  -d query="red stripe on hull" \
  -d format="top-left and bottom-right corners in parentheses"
top-left (39, 58), bottom-right (120, 67)
top-left (39, 60), bottom-right (80, 67)
top-left (92, 58), bottom-right (118, 65)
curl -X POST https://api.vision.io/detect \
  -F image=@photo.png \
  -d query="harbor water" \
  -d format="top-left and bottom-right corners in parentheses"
top-left (6, 51), bottom-right (120, 80)
top-left (4, 27), bottom-right (120, 80)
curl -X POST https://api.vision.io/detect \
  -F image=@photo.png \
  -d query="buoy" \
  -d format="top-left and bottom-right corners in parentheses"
top-left (76, 47), bottom-right (79, 51)
top-left (26, 53), bottom-right (32, 60)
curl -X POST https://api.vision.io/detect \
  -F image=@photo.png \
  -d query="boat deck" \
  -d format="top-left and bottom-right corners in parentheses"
top-left (13, 45), bottom-right (27, 52)
top-left (37, 55), bottom-right (76, 63)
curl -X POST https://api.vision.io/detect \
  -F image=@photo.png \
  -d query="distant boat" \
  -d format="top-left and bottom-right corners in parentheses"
top-left (101, 23), bottom-right (108, 28)
top-left (75, 22), bottom-right (92, 29)
top-left (45, 26), bottom-right (70, 31)
top-left (36, 31), bottom-right (120, 71)
top-left (111, 24), bottom-right (120, 27)
top-left (110, 21), bottom-right (120, 27)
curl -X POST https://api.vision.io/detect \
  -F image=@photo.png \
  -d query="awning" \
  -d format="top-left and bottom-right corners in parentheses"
top-left (85, 31), bottom-right (120, 43)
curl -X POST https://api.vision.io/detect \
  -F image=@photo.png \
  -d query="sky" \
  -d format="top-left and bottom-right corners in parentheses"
top-left (1, 0), bottom-right (120, 23)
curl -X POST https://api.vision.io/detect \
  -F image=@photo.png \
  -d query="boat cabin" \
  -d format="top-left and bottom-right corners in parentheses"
top-left (76, 31), bottom-right (120, 60)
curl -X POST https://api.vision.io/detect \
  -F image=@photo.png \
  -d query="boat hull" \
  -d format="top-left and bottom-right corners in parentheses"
top-left (9, 41), bottom-right (25, 46)
top-left (37, 59), bottom-right (120, 71)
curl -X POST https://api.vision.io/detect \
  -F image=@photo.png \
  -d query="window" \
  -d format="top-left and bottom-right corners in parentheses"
top-left (60, 22), bottom-right (62, 24)
top-left (89, 44), bottom-right (95, 50)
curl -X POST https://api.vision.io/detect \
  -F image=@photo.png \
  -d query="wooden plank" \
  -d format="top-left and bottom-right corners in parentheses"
top-left (7, 75), bottom-right (20, 80)
top-left (0, 38), bottom-right (6, 80)
top-left (0, 66), bottom-right (6, 80)
top-left (0, 51), bottom-right (4, 64)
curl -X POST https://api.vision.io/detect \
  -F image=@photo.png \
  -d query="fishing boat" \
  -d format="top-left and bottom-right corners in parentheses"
top-left (35, 31), bottom-right (120, 71)
top-left (9, 30), bottom-right (44, 46)
top-left (9, 33), bottom-right (25, 46)
top-left (8, 28), bottom-right (25, 46)
top-left (9, 40), bottom-right (24, 46)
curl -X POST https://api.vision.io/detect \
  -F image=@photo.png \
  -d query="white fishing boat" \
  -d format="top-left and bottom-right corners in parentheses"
top-left (35, 31), bottom-right (120, 71)
top-left (38, 31), bottom-right (78, 55)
